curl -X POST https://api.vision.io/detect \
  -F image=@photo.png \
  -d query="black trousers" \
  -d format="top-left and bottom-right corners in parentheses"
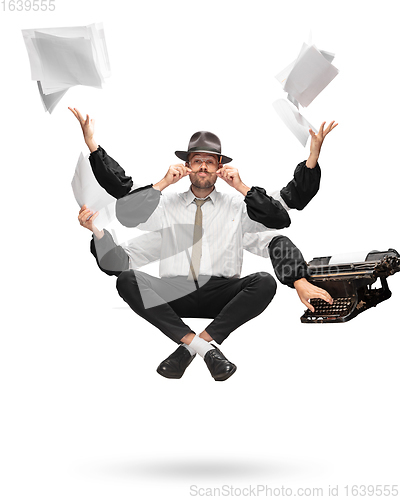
top-left (116, 270), bottom-right (277, 344)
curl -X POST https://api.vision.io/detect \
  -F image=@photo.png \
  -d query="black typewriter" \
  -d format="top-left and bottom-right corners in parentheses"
top-left (300, 248), bottom-right (400, 323)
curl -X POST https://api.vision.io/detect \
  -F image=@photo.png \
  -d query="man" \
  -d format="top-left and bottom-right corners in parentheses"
top-left (71, 107), bottom-right (337, 381)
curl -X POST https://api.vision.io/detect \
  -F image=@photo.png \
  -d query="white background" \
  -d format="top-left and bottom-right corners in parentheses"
top-left (1, 1), bottom-right (399, 499)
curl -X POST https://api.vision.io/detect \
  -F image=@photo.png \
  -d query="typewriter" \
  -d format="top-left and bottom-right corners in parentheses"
top-left (300, 248), bottom-right (400, 323)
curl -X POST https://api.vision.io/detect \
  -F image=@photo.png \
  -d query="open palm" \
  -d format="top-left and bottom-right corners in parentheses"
top-left (309, 121), bottom-right (338, 157)
top-left (68, 107), bottom-right (95, 142)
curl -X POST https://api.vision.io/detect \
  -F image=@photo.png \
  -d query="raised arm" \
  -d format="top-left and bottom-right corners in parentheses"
top-left (306, 121), bottom-right (338, 169)
top-left (279, 121), bottom-right (338, 210)
top-left (69, 107), bottom-right (98, 153)
top-left (69, 107), bottom-right (134, 199)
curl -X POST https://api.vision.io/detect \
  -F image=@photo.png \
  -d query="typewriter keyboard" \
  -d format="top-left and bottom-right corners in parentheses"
top-left (307, 297), bottom-right (355, 317)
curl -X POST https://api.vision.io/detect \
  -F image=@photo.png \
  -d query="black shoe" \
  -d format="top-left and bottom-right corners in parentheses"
top-left (156, 345), bottom-right (196, 379)
top-left (204, 345), bottom-right (237, 381)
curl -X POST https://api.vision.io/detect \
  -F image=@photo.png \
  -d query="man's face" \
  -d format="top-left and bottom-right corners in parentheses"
top-left (187, 153), bottom-right (220, 190)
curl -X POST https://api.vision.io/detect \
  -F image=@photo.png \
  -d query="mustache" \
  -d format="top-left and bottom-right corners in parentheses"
top-left (191, 170), bottom-right (216, 174)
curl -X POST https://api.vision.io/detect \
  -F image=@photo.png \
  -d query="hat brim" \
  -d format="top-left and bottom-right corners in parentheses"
top-left (175, 150), bottom-right (232, 164)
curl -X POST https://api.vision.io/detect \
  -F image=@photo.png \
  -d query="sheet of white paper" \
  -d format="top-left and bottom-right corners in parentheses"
top-left (275, 42), bottom-right (338, 109)
top-left (37, 82), bottom-right (73, 95)
top-left (36, 76), bottom-right (75, 97)
top-left (287, 93), bottom-right (299, 109)
top-left (22, 25), bottom-right (91, 81)
top-left (272, 99), bottom-right (316, 147)
top-left (329, 251), bottom-right (370, 265)
top-left (95, 203), bottom-right (117, 230)
top-left (88, 23), bottom-right (111, 79)
top-left (71, 152), bottom-right (117, 230)
top-left (320, 49), bottom-right (335, 64)
top-left (31, 32), bottom-right (103, 92)
top-left (283, 44), bottom-right (339, 107)
top-left (22, 23), bottom-right (110, 111)
top-left (275, 59), bottom-right (296, 87)
top-left (37, 81), bottom-right (69, 113)
top-left (275, 42), bottom-right (310, 86)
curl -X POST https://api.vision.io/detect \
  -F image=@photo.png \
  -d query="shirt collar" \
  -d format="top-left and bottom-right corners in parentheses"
top-left (184, 186), bottom-right (217, 207)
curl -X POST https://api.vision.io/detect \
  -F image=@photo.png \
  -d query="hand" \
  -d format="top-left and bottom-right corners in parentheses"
top-left (307, 121), bottom-right (338, 168)
top-left (153, 163), bottom-right (192, 191)
top-left (69, 107), bottom-right (98, 152)
top-left (78, 205), bottom-right (103, 238)
top-left (293, 277), bottom-right (333, 312)
top-left (216, 165), bottom-right (250, 195)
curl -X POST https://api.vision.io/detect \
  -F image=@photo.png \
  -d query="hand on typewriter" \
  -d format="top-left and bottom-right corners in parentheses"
top-left (294, 278), bottom-right (333, 312)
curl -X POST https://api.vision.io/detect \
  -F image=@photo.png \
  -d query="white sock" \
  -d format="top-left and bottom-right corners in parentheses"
top-left (186, 335), bottom-right (215, 358)
top-left (183, 343), bottom-right (196, 356)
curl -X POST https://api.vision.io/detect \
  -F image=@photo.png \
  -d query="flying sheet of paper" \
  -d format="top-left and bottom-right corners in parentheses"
top-left (71, 152), bottom-right (117, 230)
top-left (276, 46), bottom-right (334, 86)
top-left (87, 23), bottom-right (111, 80)
top-left (37, 81), bottom-right (68, 114)
top-left (23, 26), bottom-right (91, 80)
top-left (22, 23), bottom-right (110, 112)
top-left (272, 99), bottom-right (317, 147)
top-left (22, 24), bottom-right (110, 81)
top-left (287, 93), bottom-right (299, 109)
top-left (276, 43), bottom-right (338, 107)
top-left (32, 33), bottom-right (103, 93)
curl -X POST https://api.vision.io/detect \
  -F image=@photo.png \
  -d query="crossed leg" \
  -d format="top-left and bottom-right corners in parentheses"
top-left (116, 270), bottom-right (277, 379)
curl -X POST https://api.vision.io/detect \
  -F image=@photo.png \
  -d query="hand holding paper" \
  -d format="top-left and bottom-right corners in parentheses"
top-left (71, 152), bottom-right (116, 230)
top-left (78, 205), bottom-right (104, 240)
top-left (78, 205), bottom-right (100, 231)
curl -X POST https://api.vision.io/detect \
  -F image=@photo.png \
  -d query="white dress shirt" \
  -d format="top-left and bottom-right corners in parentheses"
top-left (120, 186), bottom-right (286, 278)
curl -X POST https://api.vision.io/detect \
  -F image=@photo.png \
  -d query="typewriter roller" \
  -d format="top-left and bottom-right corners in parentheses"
top-left (301, 248), bottom-right (400, 323)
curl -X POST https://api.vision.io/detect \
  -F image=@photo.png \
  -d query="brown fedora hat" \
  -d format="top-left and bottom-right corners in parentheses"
top-left (175, 131), bottom-right (232, 164)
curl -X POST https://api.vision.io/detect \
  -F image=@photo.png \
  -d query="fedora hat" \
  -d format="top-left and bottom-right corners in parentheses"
top-left (175, 131), bottom-right (232, 164)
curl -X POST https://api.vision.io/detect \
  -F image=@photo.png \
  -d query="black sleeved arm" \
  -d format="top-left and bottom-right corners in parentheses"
top-left (280, 160), bottom-right (321, 210)
top-left (115, 185), bottom-right (160, 228)
top-left (88, 146), bottom-right (159, 228)
top-left (244, 186), bottom-right (291, 229)
top-left (89, 145), bottom-right (134, 199)
top-left (268, 235), bottom-right (309, 288)
top-left (90, 229), bottom-right (129, 277)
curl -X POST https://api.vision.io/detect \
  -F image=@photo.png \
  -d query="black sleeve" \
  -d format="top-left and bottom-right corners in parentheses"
top-left (268, 235), bottom-right (309, 288)
top-left (90, 229), bottom-right (129, 277)
top-left (280, 160), bottom-right (321, 210)
top-left (244, 186), bottom-right (291, 229)
top-left (89, 145), bottom-right (134, 199)
top-left (115, 185), bottom-right (160, 228)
